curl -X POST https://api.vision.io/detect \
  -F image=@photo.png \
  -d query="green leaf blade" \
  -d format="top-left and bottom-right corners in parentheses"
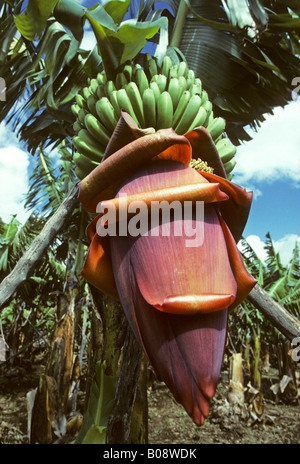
top-left (14, 0), bottom-right (60, 40)
top-left (75, 361), bottom-right (118, 444)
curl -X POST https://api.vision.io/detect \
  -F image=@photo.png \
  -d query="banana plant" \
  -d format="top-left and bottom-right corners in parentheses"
top-left (0, 213), bottom-right (66, 364)
top-left (0, 0), bottom-right (300, 444)
top-left (237, 234), bottom-right (300, 331)
top-left (229, 234), bottom-right (300, 402)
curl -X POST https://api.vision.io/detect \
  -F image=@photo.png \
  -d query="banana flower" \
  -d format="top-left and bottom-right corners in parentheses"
top-left (78, 112), bottom-right (256, 425)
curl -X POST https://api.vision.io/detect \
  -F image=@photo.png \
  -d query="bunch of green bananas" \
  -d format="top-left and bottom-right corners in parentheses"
top-left (71, 55), bottom-right (236, 180)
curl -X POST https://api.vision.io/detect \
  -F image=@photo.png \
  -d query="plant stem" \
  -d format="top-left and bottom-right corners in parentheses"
top-left (253, 333), bottom-right (261, 389)
top-left (106, 327), bottom-right (143, 444)
top-left (248, 284), bottom-right (300, 341)
top-left (170, 0), bottom-right (189, 48)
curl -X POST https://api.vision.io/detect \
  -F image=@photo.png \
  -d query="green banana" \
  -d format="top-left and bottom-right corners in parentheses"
top-left (84, 114), bottom-right (111, 148)
top-left (73, 133), bottom-right (106, 162)
top-left (149, 81), bottom-right (160, 103)
top-left (156, 91), bottom-right (173, 130)
top-left (221, 149), bottom-right (236, 165)
top-left (156, 74), bottom-right (167, 93)
top-left (167, 77), bottom-right (181, 110)
top-left (172, 90), bottom-right (191, 129)
top-left (207, 117), bottom-right (226, 140)
top-left (186, 69), bottom-right (195, 88)
top-left (82, 87), bottom-right (92, 101)
top-left (142, 88), bottom-right (156, 128)
top-left (178, 75), bottom-right (187, 93)
top-left (148, 59), bottom-right (158, 78)
top-left (75, 94), bottom-right (87, 109)
top-left (150, 74), bottom-right (158, 84)
top-left (78, 108), bottom-right (88, 126)
top-left (133, 63), bottom-right (142, 74)
top-left (115, 72), bottom-right (128, 90)
top-left (223, 158), bottom-right (236, 174)
top-left (89, 78), bottom-right (99, 96)
top-left (205, 112), bottom-right (214, 128)
top-left (144, 53), bottom-right (158, 78)
top-left (116, 88), bottom-right (139, 125)
top-left (187, 106), bottom-right (207, 132)
top-left (75, 165), bottom-right (91, 180)
top-left (109, 90), bottom-right (122, 119)
top-left (123, 63), bottom-right (133, 81)
top-left (134, 68), bottom-right (149, 97)
top-left (177, 61), bottom-right (188, 78)
top-left (126, 81), bottom-right (145, 127)
top-left (86, 94), bottom-right (98, 117)
top-left (174, 94), bottom-right (202, 134)
top-left (214, 134), bottom-right (224, 145)
top-left (78, 128), bottom-right (106, 149)
top-left (74, 152), bottom-right (100, 176)
top-left (190, 83), bottom-right (202, 97)
top-left (216, 138), bottom-right (236, 163)
top-left (71, 104), bottom-right (80, 118)
top-left (95, 97), bottom-right (118, 133)
top-left (96, 84), bottom-right (106, 100)
top-left (202, 101), bottom-right (213, 127)
top-left (72, 57), bottom-right (234, 173)
top-left (104, 80), bottom-right (116, 98)
top-left (160, 55), bottom-right (172, 77)
top-left (73, 121), bottom-right (82, 134)
top-left (97, 73), bottom-right (106, 85)
top-left (201, 90), bottom-right (209, 104)
top-left (169, 66), bottom-right (178, 79)
top-left (203, 100), bottom-right (213, 115)
top-left (215, 138), bottom-right (226, 150)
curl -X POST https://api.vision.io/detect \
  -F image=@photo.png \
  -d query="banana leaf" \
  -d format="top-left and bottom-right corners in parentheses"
top-left (75, 361), bottom-right (118, 444)
top-left (221, 0), bottom-right (268, 31)
top-left (14, 0), bottom-right (60, 40)
top-left (102, 0), bottom-right (131, 25)
top-left (170, 0), bottom-right (300, 142)
top-left (286, 242), bottom-right (300, 286)
top-left (268, 276), bottom-right (288, 300)
top-left (85, 5), bottom-right (166, 79)
top-left (53, 0), bottom-right (86, 41)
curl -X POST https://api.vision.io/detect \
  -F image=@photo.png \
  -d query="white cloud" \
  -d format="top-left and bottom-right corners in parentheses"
top-left (0, 122), bottom-right (30, 224)
top-left (233, 101), bottom-right (300, 186)
top-left (239, 233), bottom-right (300, 266)
top-left (273, 234), bottom-right (300, 266)
top-left (0, 121), bottom-right (19, 146)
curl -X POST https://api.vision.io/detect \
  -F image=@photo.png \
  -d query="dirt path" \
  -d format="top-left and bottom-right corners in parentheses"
top-left (148, 381), bottom-right (300, 444)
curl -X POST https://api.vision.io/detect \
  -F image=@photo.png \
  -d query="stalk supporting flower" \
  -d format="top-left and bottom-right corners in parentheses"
top-left (78, 111), bottom-right (256, 425)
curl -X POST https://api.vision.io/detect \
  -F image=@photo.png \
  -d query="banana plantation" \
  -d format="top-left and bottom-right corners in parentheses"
top-left (0, 0), bottom-right (299, 445)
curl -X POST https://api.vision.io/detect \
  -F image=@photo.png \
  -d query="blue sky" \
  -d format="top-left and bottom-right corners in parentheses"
top-left (232, 100), bottom-right (300, 265)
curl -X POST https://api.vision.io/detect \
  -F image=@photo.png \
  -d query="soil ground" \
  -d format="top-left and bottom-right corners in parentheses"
top-left (147, 373), bottom-right (300, 444)
top-left (0, 355), bottom-right (299, 445)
